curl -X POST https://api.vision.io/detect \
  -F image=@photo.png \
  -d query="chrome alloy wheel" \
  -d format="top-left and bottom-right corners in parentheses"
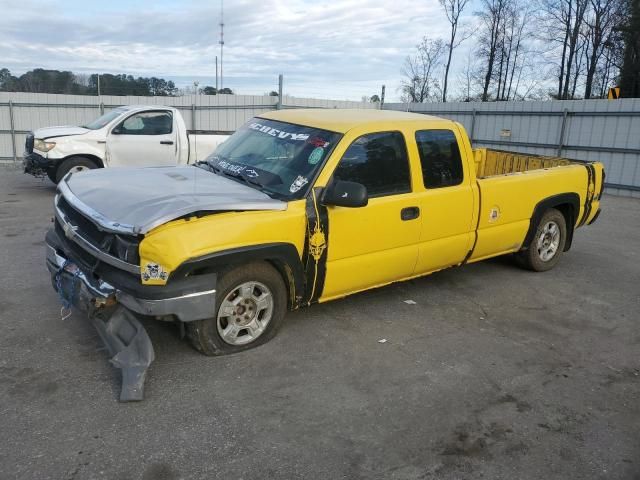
top-left (216, 281), bottom-right (274, 345)
top-left (537, 221), bottom-right (561, 262)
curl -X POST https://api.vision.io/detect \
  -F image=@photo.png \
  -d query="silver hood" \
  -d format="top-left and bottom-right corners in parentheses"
top-left (34, 125), bottom-right (89, 139)
top-left (59, 166), bottom-right (286, 234)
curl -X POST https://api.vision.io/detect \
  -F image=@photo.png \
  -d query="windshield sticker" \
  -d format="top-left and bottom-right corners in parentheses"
top-left (308, 137), bottom-right (330, 148)
top-left (289, 175), bottom-right (309, 193)
top-left (218, 160), bottom-right (248, 175)
top-left (308, 147), bottom-right (324, 165)
top-left (249, 122), bottom-right (309, 141)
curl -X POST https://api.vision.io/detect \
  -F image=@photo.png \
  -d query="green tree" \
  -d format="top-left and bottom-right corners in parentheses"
top-left (0, 68), bottom-right (19, 91)
top-left (200, 86), bottom-right (218, 95)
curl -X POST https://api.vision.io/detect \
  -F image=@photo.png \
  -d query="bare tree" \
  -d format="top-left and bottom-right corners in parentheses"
top-left (476, 0), bottom-right (511, 101)
top-left (582, 0), bottom-right (621, 97)
top-left (439, 0), bottom-right (471, 102)
top-left (537, 0), bottom-right (589, 99)
top-left (401, 37), bottom-right (445, 103)
top-left (456, 51), bottom-right (485, 100)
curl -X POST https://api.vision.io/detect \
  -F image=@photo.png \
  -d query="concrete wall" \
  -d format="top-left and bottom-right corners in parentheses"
top-left (0, 92), bottom-right (375, 163)
top-left (385, 99), bottom-right (640, 197)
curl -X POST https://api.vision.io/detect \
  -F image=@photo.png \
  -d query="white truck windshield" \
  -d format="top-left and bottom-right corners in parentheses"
top-left (83, 107), bottom-right (129, 130)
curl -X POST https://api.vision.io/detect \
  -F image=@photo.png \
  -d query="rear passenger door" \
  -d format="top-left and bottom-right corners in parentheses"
top-left (321, 131), bottom-right (421, 300)
top-left (412, 128), bottom-right (476, 274)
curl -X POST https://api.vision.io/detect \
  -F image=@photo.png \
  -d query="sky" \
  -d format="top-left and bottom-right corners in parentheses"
top-left (0, 0), bottom-right (476, 102)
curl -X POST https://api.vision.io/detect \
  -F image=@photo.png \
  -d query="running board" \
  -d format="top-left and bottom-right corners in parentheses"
top-left (90, 306), bottom-right (155, 402)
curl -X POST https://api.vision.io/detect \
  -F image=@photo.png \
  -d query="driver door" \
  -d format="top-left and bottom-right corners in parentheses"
top-left (320, 131), bottom-right (421, 300)
top-left (106, 110), bottom-right (177, 167)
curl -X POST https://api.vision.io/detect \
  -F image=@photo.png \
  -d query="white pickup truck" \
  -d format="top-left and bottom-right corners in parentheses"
top-left (23, 105), bottom-right (230, 183)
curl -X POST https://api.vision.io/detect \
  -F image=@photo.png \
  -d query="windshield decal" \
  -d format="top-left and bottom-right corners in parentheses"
top-left (217, 160), bottom-right (247, 174)
top-left (249, 122), bottom-right (309, 141)
top-left (289, 175), bottom-right (309, 193)
top-left (308, 147), bottom-right (324, 165)
top-left (308, 137), bottom-right (330, 148)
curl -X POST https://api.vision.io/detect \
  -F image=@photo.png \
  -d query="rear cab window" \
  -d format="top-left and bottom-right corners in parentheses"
top-left (332, 131), bottom-right (411, 197)
top-left (415, 129), bottom-right (464, 188)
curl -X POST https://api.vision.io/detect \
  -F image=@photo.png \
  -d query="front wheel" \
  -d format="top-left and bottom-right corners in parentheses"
top-left (54, 156), bottom-right (98, 183)
top-left (186, 262), bottom-right (288, 356)
top-left (515, 208), bottom-right (567, 272)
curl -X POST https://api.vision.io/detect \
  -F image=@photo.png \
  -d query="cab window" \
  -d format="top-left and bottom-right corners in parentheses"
top-left (333, 131), bottom-right (411, 197)
top-left (117, 111), bottom-right (173, 135)
top-left (415, 130), bottom-right (464, 188)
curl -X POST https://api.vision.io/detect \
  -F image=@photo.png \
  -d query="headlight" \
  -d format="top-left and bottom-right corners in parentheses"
top-left (34, 139), bottom-right (56, 152)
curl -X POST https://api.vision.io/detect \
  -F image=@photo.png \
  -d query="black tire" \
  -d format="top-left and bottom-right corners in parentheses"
top-left (515, 208), bottom-right (567, 272)
top-left (46, 168), bottom-right (57, 183)
top-left (54, 156), bottom-right (99, 183)
top-left (186, 262), bottom-right (288, 356)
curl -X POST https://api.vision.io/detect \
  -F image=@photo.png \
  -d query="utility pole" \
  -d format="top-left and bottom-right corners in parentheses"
top-left (380, 85), bottom-right (385, 109)
top-left (219, 0), bottom-right (224, 90)
top-left (215, 56), bottom-right (218, 90)
top-left (277, 74), bottom-right (283, 109)
top-left (97, 73), bottom-right (101, 97)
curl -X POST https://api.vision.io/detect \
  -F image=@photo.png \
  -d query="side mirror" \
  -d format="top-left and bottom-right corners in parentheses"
top-left (321, 180), bottom-right (368, 208)
top-left (111, 126), bottom-right (122, 135)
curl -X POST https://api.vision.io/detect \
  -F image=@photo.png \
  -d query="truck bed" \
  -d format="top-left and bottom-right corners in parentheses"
top-left (473, 148), bottom-right (574, 178)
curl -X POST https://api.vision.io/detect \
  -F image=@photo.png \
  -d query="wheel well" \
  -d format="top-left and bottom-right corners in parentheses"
top-left (522, 193), bottom-right (579, 253)
top-left (265, 259), bottom-right (299, 310)
top-left (552, 203), bottom-right (576, 252)
top-left (171, 243), bottom-right (306, 310)
top-left (61, 154), bottom-right (104, 169)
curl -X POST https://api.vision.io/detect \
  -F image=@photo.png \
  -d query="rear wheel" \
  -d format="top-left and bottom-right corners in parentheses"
top-left (186, 262), bottom-right (288, 356)
top-left (516, 208), bottom-right (567, 272)
top-left (54, 156), bottom-right (98, 183)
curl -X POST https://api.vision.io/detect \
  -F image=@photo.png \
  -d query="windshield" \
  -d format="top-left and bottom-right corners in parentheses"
top-left (83, 107), bottom-right (129, 130)
top-left (201, 118), bottom-right (342, 199)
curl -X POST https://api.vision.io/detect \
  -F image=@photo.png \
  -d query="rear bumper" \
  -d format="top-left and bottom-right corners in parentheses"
top-left (45, 229), bottom-right (217, 322)
top-left (23, 151), bottom-right (54, 176)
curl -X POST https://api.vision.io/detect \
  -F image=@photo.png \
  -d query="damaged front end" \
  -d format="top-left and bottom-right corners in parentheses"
top-left (47, 244), bottom-right (154, 401)
top-left (46, 199), bottom-right (218, 401)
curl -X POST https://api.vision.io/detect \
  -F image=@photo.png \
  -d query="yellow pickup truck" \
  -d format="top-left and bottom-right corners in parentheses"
top-left (46, 109), bottom-right (604, 400)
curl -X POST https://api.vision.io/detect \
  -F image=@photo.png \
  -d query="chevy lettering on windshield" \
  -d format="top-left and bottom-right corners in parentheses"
top-left (248, 122), bottom-right (310, 141)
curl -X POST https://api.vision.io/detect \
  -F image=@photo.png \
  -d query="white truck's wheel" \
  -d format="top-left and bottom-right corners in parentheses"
top-left (54, 156), bottom-right (98, 183)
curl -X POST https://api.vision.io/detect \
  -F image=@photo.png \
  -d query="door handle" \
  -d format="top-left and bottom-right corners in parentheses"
top-left (160, 140), bottom-right (174, 145)
top-left (401, 206), bottom-right (420, 221)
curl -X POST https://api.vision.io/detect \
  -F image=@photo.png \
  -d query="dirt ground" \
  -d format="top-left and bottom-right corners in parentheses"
top-left (0, 167), bottom-right (638, 480)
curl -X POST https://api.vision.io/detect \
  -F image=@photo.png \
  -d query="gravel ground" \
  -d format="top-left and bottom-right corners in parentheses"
top-left (0, 167), bottom-right (639, 480)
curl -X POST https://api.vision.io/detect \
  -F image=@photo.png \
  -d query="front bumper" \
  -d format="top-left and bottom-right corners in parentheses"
top-left (23, 151), bottom-right (54, 176)
top-left (45, 229), bottom-right (217, 322)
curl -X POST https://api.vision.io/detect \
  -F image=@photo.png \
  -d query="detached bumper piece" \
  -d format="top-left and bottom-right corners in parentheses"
top-left (46, 230), bottom-right (217, 402)
top-left (48, 251), bottom-right (155, 401)
top-left (91, 306), bottom-right (155, 402)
